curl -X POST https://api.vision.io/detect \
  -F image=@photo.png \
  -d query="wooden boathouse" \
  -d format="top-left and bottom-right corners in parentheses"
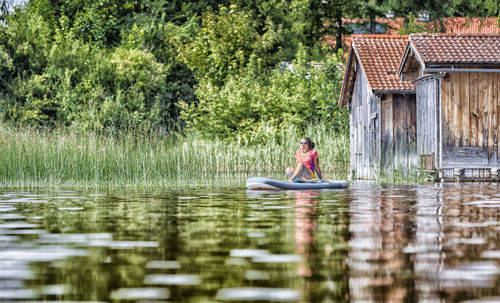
top-left (399, 34), bottom-right (500, 181)
top-left (340, 33), bottom-right (500, 181)
top-left (339, 35), bottom-right (416, 179)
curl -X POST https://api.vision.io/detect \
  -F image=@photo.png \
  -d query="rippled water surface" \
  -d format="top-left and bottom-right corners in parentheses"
top-left (1, 182), bottom-right (500, 302)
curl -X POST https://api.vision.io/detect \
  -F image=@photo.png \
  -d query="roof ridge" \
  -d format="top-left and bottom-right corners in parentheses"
top-left (343, 16), bottom-right (498, 22)
top-left (441, 16), bottom-right (497, 20)
top-left (410, 33), bottom-right (500, 37)
top-left (352, 34), bottom-right (408, 39)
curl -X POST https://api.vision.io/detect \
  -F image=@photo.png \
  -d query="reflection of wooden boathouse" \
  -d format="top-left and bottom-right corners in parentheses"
top-left (340, 34), bottom-right (500, 181)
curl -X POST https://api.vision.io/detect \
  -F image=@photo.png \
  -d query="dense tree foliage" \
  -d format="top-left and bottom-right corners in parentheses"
top-left (178, 5), bottom-right (283, 85)
top-left (450, 0), bottom-right (499, 17)
top-left (181, 45), bottom-right (348, 140)
top-left (0, 0), bottom-right (198, 130)
top-left (0, 0), bottom-right (497, 139)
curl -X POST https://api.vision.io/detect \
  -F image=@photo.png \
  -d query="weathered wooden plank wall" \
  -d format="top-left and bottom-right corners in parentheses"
top-left (380, 93), bottom-right (417, 171)
top-left (350, 64), bottom-right (364, 178)
top-left (416, 78), bottom-right (439, 169)
top-left (381, 94), bottom-right (393, 167)
top-left (441, 72), bottom-right (500, 167)
top-left (369, 94), bottom-right (380, 168)
top-left (497, 72), bottom-right (500, 158)
top-left (394, 94), bottom-right (417, 168)
top-left (470, 73), bottom-right (479, 146)
top-left (349, 63), bottom-right (380, 179)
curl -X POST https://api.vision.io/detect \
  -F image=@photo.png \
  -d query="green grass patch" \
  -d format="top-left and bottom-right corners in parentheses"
top-left (0, 123), bottom-right (350, 189)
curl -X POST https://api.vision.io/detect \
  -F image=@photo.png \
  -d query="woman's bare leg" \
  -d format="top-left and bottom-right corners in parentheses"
top-left (288, 162), bottom-right (308, 182)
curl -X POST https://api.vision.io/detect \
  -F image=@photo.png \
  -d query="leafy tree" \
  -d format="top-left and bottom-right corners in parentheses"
top-left (288, 0), bottom-right (328, 49)
top-left (120, 9), bottom-right (199, 126)
top-left (180, 45), bottom-right (348, 141)
top-left (178, 5), bottom-right (282, 85)
top-left (325, 0), bottom-right (358, 50)
top-left (0, 0), bottom-right (204, 130)
top-left (353, 0), bottom-right (388, 33)
top-left (0, 0), bottom-right (9, 18)
top-left (451, 0), bottom-right (499, 17)
top-left (397, 12), bottom-right (428, 34)
top-left (387, 0), bottom-right (454, 32)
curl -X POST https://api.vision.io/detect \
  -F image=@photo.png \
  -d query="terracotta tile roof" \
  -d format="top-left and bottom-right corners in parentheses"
top-left (430, 17), bottom-right (500, 35)
top-left (410, 33), bottom-right (500, 65)
top-left (352, 35), bottom-right (415, 92)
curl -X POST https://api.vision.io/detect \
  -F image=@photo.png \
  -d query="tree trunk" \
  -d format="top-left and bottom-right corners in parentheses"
top-left (369, 12), bottom-right (377, 33)
top-left (336, 14), bottom-right (343, 50)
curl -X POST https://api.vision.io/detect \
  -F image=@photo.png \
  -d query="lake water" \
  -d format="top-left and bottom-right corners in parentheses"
top-left (0, 182), bottom-right (499, 302)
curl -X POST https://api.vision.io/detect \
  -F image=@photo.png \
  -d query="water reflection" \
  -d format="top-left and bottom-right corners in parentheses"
top-left (292, 191), bottom-right (320, 302)
top-left (293, 190), bottom-right (318, 279)
top-left (216, 287), bottom-right (301, 301)
top-left (0, 184), bottom-right (499, 302)
top-left (348, 183), bottom-right (500, 302)
top-left (348, 185), bottom-right (414, 302)
top-left (110, 287), bottom-right (170, 300)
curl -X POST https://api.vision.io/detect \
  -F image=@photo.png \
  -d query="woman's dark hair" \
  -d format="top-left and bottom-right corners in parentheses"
top-left (302, 137), bottom-right (315, 149)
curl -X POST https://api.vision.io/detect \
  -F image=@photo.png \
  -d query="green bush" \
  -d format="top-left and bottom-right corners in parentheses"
top-left (178, 5), bottom-right (283, 85)
top-left (0, 28), bottom-right (168, 131)
top-left (0, 3), bottom-right (195, 132)
top-left (181, 46), bottom-right (349, 142)
top-left (0, 1), bottom-right (349, 137)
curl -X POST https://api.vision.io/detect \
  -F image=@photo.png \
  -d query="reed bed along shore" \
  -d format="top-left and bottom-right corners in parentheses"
top-left (0, 123), bottom-right (350, 189)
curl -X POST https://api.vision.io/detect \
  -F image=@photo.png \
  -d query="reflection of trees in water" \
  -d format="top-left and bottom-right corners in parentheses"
top-left (28, 192), bottom-right (184, 301)
top-left (20, 184), bottom-right (500, 302)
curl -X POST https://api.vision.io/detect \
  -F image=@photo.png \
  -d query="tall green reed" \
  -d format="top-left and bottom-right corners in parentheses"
top-left (0, 123), bottom-right (350, 189)
top-left (375, 141), bottom-right (430, 184)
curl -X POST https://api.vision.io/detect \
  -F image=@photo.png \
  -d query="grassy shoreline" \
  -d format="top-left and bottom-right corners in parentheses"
top-left (0, 123), bottom-right (350, 189)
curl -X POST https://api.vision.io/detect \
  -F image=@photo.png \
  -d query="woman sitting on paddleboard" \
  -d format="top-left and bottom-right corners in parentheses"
top-left (286, 137), bottom-right (326, 183)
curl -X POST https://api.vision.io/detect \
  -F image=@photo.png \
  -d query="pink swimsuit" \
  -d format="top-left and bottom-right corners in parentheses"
top-left (295, 150), bottom-right (318, 175)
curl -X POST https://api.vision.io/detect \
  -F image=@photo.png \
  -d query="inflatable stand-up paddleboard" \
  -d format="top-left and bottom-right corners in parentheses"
top-left (246, 177), bottom-right (348, 190)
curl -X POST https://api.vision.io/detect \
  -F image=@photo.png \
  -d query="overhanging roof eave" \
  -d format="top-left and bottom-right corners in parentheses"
top-left (426, 62), bottom-right (500, 67)
top-left (373, 89), bottom-right (416, 94)
top-left (338, 44), bottom-right (356, 108)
